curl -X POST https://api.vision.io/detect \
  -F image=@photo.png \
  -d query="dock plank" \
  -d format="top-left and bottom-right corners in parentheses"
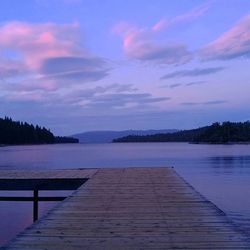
top-left (1, 167), bottom-right (250, 249)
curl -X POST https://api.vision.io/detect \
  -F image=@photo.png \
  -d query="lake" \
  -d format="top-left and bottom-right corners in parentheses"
top-left (0, 142), bottom-right (250, 245)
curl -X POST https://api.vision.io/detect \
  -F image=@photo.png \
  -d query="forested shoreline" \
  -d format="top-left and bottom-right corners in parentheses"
top-left (0, 117), bottom-right (78, 145)
top-left (113, 122), bottom-right (250, 144)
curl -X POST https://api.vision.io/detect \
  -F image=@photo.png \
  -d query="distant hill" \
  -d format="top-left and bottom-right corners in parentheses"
top-left (0, 117), bottom-right (78, 145)
top-left (72, 129), bottom-right (178, 143)
top-left (113, 122), bottom-right (250, 144)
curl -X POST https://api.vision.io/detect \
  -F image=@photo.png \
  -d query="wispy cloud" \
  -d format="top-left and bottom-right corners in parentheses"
top-left (1, 84), bottom-right (101, 106)
top-left (31, 86), bottom-right (170, 113)
top-left (160, 81), bottom-right (207, 89)
top-left (181, 100), bottom-right (228, 106)
top-left (62, 84), bottom-right (138, 104)
top-left (153, 1), bottom-right (212, 31)
top-left (161, 67), bottom-right (224, 80)
top-left (200, 14), bottom-right (250, 60)
top-left (185, 81), bottom-right (206, 86)
top-left (168, 83), bottom-right (182, 89)
top-left (40, 56), bottom-right (109, 84)
top-left (3, 81), bottom-right (168, 115)
top-left (84, 93), bottom-right (170, 109)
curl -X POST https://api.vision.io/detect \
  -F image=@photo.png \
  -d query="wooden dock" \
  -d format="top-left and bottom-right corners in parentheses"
top-left (1, 167), bottom-right (250, 249)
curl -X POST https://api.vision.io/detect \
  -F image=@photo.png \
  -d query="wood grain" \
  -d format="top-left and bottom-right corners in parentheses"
top-left (2, 167), bottom-right (250, 249)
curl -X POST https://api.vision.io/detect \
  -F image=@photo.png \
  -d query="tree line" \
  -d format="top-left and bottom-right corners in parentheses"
top-left (0, 117), bottom-right (78, 145)
top-left (113, 122), bottom-right (250, 144)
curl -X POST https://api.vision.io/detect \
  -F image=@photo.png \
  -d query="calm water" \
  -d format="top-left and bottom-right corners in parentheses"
top-left (0, 142), bottom-right (250, 245)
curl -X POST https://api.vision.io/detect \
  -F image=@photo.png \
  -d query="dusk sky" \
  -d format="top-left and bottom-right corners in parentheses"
top-left (0, 0), bottom-right (250, 135)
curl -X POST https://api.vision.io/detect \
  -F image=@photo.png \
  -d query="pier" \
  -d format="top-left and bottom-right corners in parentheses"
top-left (1, 167), bottom-right (250, 249)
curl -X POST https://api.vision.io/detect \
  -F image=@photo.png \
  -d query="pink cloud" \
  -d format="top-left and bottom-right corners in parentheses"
top-left (200, 14), bottom-right (250, 60)
top-left (152, 19), bottom-right (167, 32)
top-left (0, 22), bottom-right (82, 70)
top-left (113, 2), bottom-right (212, 65)
top-left (113, 21), bottom-right (192, 65)
top-left (0, 21), bottom-right (110, 102)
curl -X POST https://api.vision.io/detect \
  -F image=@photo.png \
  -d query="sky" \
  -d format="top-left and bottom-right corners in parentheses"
top-left (0, 0), bottom-right (250, 135)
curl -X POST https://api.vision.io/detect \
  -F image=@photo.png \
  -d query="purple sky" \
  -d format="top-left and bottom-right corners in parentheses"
top-left (0, 0), bottom-right (250, 135)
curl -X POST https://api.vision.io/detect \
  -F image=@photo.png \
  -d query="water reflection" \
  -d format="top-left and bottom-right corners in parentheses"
top-left (206, 155), bottom-right (250, 168)
top-left (0, 190), bottom-right (72, 245)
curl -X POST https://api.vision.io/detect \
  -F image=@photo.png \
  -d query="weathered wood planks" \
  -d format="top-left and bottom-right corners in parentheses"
top-left (1, 167), bottom-right (250, 249)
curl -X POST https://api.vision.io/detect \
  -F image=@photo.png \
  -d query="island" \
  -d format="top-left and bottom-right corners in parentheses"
top-left (113, 121), bottom-right (250, 144)
top-left (0, 117), bottom-right (78, 145)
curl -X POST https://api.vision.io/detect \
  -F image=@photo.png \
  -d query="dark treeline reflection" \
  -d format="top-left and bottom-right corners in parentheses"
top-left (206, 156), bottom-right (250, 168)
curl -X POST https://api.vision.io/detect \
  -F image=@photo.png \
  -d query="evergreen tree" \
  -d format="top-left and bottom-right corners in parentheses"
top-left (113, 122), bottom-right (250, 144)
top-left (0, 117), bottom-right (78, 145)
